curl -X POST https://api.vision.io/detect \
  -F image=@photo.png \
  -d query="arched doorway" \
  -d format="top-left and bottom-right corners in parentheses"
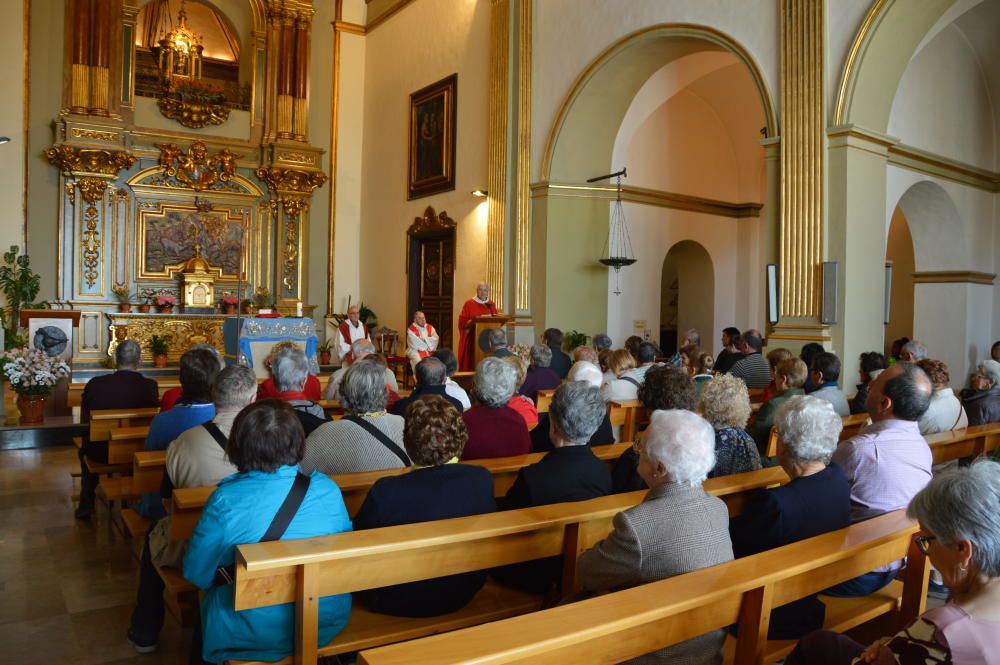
top-left (534, 24), bottom-right (777, 338)
top-left (660, 241), bottom-right (714, 355)
top-left (884, 207), bottom-right (915, 356)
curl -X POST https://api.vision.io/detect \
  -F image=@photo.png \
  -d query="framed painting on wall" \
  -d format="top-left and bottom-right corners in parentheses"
top-left (408, 74), bottom-right (457, 200)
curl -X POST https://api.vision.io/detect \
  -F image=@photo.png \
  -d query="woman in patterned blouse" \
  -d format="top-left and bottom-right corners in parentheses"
top-left (786, 460), bottom-right (1000, 665)
top-left (699, 374), bottom-right (762, 478)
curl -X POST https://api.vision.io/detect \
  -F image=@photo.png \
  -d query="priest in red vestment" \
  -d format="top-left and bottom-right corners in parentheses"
top-left (458, 282), bottom-right (498, 371)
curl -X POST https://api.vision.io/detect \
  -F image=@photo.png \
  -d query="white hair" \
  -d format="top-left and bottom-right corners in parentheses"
top-left (474, 356), bottom-right (517, 407)
top-left (643, 409), bottom-right (716, 487)
top-left (773, 395), bottom-right (843, 464)
top-left (979, 359), bottom-right (1000, 384)
top-left (568, 361), bottom-right (603, 388)
top-left (901, 340), bottom-right (928, 360)
top-left (351, 339), bottom-right (376, 358)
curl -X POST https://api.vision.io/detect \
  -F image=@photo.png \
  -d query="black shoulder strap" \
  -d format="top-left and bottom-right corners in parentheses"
top-left (201, 421), bottom-right (228, 450)
top-left (622, 376), bottom-right (641, 389)
top-left (343, 415), bottom-right (411, 467)
top-left (260, 471), bottom-right (312, 542)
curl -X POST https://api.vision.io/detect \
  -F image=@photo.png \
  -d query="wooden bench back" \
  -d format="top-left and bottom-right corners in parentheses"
top-left (926, 422), bottom-right (1000, 463)
top-left (535, 389), bottom-right (555, 413)
top-left (133, 450), bottom-right (168, 494)
top-left (610, 400), bottom-right (648, 441)
top-left (106, 425), bottom-right (151, 464)
top-left (88, 408), bottom-right (160, 442)
top-left (355, 510), bottom-right (925, 665)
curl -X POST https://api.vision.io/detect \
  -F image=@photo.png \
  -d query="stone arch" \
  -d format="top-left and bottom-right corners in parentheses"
top-left (660, 240), bottom-right (714, 355)
top-left (893, 180), bottom-right (967, 271)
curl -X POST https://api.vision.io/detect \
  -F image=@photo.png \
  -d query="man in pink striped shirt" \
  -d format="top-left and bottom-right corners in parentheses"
top-left (827, 362), bottom-right (933, 597)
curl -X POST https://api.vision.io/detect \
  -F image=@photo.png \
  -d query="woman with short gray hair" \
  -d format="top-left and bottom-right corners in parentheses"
top-left (519, 344), bottom-right (561, 402)
top-left (787, 460), bottom-right (1000, 664)
top-left (461, 357), bottom-right (532, 459)
top-left (271, 347), bottom-right (327, 422)
top-left (578, 409), bottom-right (733, 663)
top-left (730, 395), bottom-right (851, 640)
top-left (302, 359), bottom-right (409, 474)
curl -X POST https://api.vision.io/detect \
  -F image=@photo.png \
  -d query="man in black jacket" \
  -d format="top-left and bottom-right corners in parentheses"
top-left (390, 357), bottom-right (464, 416)
top-left (543, 328), bottom-right (572, 379)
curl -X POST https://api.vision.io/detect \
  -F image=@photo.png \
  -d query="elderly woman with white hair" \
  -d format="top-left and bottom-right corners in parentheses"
top-left (461, 357), bottom-right (532, 459)
top-left (578, 409), bottom-right (734, 664)
top-left (519, 344), bottom-right (561, 402)
top-left (787, 460), bottom-right (1000, 664)
top-left (963, 358), bottom-right (1000, 426)
top-left (729, 395), bottom-right (851, 639)
top-left (531, 362), bottom-right (615, 452)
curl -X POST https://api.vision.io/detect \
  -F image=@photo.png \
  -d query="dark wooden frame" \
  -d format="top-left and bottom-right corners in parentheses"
top-left (407, 74), bottom-right (457, 200)
top-left (406, 207), bottom-right (457, 351)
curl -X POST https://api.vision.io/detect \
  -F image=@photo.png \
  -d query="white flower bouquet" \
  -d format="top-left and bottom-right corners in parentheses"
top-left (1, 347), bottom-right (71, 397)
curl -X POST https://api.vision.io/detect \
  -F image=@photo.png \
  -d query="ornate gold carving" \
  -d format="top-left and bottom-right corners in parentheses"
top-left (282, 216), bottom-right (299, 292)
top-left (71, 128), bottom-right (118, 142)
top-left (77, 177), bottom-right (109, 205)
top-left (79, 178), bottom-right (108, 288)
top-left (255, 166), bottom-right (328, 195)
top-left (156, 141), bottom-right (238, 191)
top-left (156, 94), bottom-right (231, 129)
top-left (277, 151), bottom-right (316, 165)
top-left (43, 145), bottom-right (136, 177)
top-left (407, 206), bottom-right (456, 237)
top-left (107, 314), bottom-right (226, 363)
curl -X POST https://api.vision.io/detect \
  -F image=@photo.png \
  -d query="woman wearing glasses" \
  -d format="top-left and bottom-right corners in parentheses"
top-left (786, 460), bottom-right (1000, 664)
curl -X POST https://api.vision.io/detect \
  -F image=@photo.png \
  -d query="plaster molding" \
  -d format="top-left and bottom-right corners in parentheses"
top-left (530, 182), bottom-right (762, 219)
top-left (365, 0), bottom-right (417, 33)
top-left (913, 271), bottom-right (996, 286)
top-left (888, 142), bottom-right (1000, 193)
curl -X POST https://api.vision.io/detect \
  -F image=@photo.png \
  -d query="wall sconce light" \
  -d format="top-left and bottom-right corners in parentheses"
top-left (471, 189), bottom-right (488, 198)
top-left (0, 137), bottom-right (10, 145)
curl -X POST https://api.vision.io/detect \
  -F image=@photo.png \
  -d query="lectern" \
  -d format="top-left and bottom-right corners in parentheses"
top-left (472, 315), bottom-right (511, 366)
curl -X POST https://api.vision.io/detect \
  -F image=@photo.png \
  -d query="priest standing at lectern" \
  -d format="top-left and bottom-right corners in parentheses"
top-left (338, 304), bottom-right (371, 362)
top-left (458, 282), bottom-right (497, 371)
top-left (406, 311), bottom-right (439, 371)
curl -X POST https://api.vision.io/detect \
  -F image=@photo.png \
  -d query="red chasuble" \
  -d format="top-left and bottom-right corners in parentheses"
top-left (458, 298), bottom-right (497, 371)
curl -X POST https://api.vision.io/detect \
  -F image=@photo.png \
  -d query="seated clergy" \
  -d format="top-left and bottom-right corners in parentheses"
top-left (353, 396), bottom-right (495, 617)
top-left (495, 381), bottom-right (613, 593)
top-left (518, 344), bottom-right (561, 403)
top-left (405, 310), bottom-right (439, 372)
top-left (578, 409), bottom-right (734, 664)
top-left (389, 356), bottom-right (464, 416)
top-left (127, 365), bottom-right (257, 653)
top-left (257, 340), bottom-right (323, 402)
top-left (502, 355), bottom-right (539, 428)
top-left (432, 348), bottom-right (472, 410)
top-left (337, 304), bottom-right (370, 361)
top-left (324, 339), bottom-right (399, 401)
top-left (303, 359), bottom-right (410, 474)
top-left (461, 357), bottom-right (531, 460)
top-left (808, 351), bottom-right (850, 416)
top-left (916, 359), bottom-right (968, 434)
top-left (699, 373), bottom-right (762, 478)
top-left (76, 339), bottom-right (160, 520)
top-left (531, 361), bottom-right (614, 452)
top-left (751, 357), bottom-right (808, 454)
top-left (183, 400), bottom-right (352, 664)
top-left (827, 361), bottom-right (932, 597)
top-left (729, 395), bottom-right (850, 639)
top-left (269, 346), bottom-right (328, 435)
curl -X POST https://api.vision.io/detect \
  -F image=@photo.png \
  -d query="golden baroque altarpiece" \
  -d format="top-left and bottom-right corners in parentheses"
top-left (44, 0), bottom-right (326, 362)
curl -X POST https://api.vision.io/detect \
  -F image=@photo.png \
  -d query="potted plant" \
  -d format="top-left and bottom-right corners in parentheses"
top-left (137, 296), bottom-right (151, 314)
top-left (240, 298), bottom-right (253, 315)
top-left (563, 330), bottom-right (589, 352)
top-left (253, 287), bottom-right (272, 314)
top-left (318, 339), bottom-right (333, 366)
top-left (149, 335), bottom-right (169, 368)
top-left (154, 294), bottom-right (176, 314)
top-left (111, 285), bottom-right (132, 313)
top-left (1, 347), bottom-right (71, 424)
top-left (0, 245), bottom-right (47, 350)
top-left (220, 295), bottom-right (239, 315)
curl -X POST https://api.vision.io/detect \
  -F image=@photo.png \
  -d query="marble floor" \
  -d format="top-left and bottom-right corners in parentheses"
top-left (0, 446), bottom-right (193, 665)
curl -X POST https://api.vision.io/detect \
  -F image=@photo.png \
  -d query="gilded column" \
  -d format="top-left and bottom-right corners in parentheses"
top-left (486, 0), bottom-right (510, 312)
top-left (89, 0), bottom-right (111, 115)
top-left (277, 12), bottom-right (296, 139)
top-left (68, 0), bottom-right (92, 114)
top-left (779, 0), bottom-right (824, 321)
top-left (292, 14), bottom-right (311, 141)
top-left (513, 0), bottom-right (532, 314)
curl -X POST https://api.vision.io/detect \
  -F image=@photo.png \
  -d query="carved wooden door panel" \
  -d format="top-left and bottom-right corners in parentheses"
top-left (406, 207), bottom-right (456, 352)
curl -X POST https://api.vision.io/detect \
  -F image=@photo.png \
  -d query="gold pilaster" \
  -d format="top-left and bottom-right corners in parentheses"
top-left (779, 0), bottom-right (824, 319)
top-left (328, 1), bottom-right (345, 316)
top-left (486, 0), bottom-right (510, 312)
top-left (513, 0), bottom-right (531, 313)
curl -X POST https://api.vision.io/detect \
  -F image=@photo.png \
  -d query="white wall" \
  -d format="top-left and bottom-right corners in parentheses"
top-left (0, 1), bottom-right (26, 254)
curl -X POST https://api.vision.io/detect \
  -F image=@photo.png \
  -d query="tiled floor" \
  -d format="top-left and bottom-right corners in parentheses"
top-left (0, 446), bottom-right (193, 665)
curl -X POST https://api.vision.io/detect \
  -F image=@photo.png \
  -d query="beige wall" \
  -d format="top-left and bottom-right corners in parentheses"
top-left (0, 1), bottom-right (26, 257)
top-left (358, 0), bottom-right (490, 342)
top-left (884, 206), bottom-right (915, 355)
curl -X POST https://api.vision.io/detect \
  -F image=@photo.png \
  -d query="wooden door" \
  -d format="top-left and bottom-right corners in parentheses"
top-left (407, 207), bottom-right (457, 351)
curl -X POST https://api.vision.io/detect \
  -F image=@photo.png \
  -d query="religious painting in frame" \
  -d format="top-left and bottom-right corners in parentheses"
top-left (136, 204), bottom-right (248, 281)
top-left (408, 74), bottom-right (457, 200)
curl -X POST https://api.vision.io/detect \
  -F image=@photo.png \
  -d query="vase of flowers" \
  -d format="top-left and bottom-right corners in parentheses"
top-left (112, 285), bottom-right (132, 313)
top-left (220, 296), bottom-right (239, 315)
top-left (252, 287), bottom-right (272, 314)
top-left (149, 335), bottom-right (169, 368)
top-left (2, 347), bottom-right (71, 424)
top-left (155, 294), bottom-right (176, 314)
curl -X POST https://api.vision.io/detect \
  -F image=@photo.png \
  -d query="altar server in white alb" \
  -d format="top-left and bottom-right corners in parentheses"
top-left (406, 311), bottom-right (440, 371)
top-left (338, 304), bottom-right (371, 361)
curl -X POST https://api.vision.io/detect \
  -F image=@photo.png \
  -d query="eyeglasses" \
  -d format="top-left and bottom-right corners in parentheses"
top-left (915, 534), bottom-right (937, 555)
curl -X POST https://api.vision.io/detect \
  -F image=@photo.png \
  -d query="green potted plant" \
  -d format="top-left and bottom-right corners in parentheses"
top-left (149, 335), bottom-right (170, 368)
top-left (1, 347), bottom-right (70, 424)
top-left (240, 298), bottom-right (253, 315)
top-left (564, 330), bottom-right (589, 352)
top-left (111, 285), bottom-right (132, 313)
top-left (318, 339), bottom-right (333, 366)
top-left (253, 287), bottom-right (272, 314)
top-left (0, 245), bottom-right (46, 350)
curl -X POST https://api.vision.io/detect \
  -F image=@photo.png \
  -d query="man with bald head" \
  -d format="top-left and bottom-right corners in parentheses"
top-left (406, 310), bottom-right (439, 371)
top-left (457, 282), bottom-right (497, 371)
top-left (827, 361), bottom-right (933, 596)
top-left (337, 304), bottom-right (370, 361)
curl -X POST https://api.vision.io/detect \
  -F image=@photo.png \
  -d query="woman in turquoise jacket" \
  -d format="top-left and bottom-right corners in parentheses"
top-left (183, 399), bottom-right (352, 663)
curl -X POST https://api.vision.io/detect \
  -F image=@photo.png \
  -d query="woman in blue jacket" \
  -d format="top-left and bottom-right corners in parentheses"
top-left (183, 399), bottom-right (353, 663)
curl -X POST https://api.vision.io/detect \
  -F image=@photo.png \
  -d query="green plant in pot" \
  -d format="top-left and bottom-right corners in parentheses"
top-left (563, 330), bottom-right (589, 352)
top-left (252, 287), bottom-right (272, 313)
top-left (318, 338), bottom-right (333, 365)
top-left (0, 245), bottom-right (47, 350)
top-left (149, 335), bottom-right (170, 368)
top-left (111, 285), bottom-right (132, 312)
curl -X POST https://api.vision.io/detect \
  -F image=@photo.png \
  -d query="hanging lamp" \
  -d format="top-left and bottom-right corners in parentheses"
top-left (590, 167), bottom-right (636, 295)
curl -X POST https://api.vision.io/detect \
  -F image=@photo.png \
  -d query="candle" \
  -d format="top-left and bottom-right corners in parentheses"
top-left (296, 302), bottom-right (303, 317)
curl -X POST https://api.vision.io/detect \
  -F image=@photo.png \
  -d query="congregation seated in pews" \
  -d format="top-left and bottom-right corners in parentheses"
top-left (66, 324), bottom-right (1000, 663)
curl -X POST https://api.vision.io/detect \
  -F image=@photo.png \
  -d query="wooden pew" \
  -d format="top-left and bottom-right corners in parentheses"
top-left (451, 371), bottom-right (475, 392)
top-left (223, 468), bottom-right (794, 665)
top-left (356, 510), bottom-right (926, 665)
top-left (535, 389), bottom-right (555, 413)
top-left (764, 412), bottom-right (872, 457)
top-left (926, 422), bottom-right (1000, 463)
top-left (95, 426), bottom-right (152, 507)
top-left (611, 399), bottom-right (648, 442)
top-left (88, 407), bottom-right (159, 443)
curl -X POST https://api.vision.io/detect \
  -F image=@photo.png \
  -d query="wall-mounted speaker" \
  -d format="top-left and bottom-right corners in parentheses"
top-left (821, 261), bottom-right (838, 325)
top-left (884, 262), bottom-right (893, 325)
